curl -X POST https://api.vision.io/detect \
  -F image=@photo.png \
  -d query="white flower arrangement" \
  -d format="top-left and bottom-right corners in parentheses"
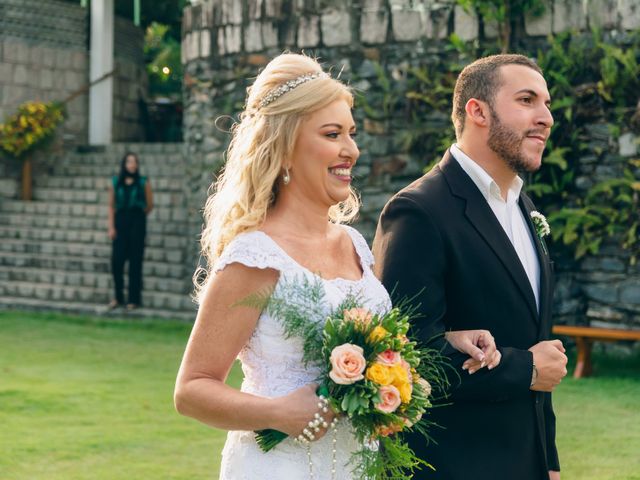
top-left (530, 210), bottom-right (551, 239)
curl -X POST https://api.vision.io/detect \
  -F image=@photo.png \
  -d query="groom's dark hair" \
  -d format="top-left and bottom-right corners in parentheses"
top-left (452, 54), bottom-right (543, 139)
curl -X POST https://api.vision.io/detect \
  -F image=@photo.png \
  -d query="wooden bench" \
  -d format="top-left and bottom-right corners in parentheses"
top-left (552, 325), bottom-right (640, 378)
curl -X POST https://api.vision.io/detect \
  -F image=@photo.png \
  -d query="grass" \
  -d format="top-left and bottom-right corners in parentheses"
top-left (0, 311), bottom-right (239, 480)
top-left (1, 311), bottom-right (639, 479)
top-left (550, 345), bottom-right (640, 479)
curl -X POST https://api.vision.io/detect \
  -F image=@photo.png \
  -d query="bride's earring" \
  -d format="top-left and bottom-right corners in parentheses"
top-left (283, 168), bottom-right (291, 185)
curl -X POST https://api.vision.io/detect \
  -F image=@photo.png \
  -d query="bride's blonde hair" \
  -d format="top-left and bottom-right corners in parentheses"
top-left (195, 53), bottom-right (359, 299)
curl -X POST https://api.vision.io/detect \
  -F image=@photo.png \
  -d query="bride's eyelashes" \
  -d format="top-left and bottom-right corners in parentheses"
top-left (324, 131), bottom-right (358, 139)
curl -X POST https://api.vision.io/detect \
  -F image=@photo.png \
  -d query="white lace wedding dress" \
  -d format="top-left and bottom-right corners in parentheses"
top-left (215, 225), bottom-right (391, 480)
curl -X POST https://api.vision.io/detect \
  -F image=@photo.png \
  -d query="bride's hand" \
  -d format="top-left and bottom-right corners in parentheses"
top-left (444, 330), bottom-right (502, 374)
top-left (272, 383), bottom-right (336, 440)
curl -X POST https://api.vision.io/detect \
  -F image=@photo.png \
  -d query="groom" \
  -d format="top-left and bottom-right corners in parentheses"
top-left (372, 54), bottom-right (567, 479)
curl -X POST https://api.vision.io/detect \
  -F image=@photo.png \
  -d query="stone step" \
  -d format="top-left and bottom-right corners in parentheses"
top-left (2, 281), bottom-right (196, 311)
top-left (0, 225), bottom-right (190, 249)
top-left (0, 143), bottom-right (198, 317)
top-left (0, 238), bottom-right (187, 264)
top-left (63, 151), bottom-right (186, 166)
top-left (33, 176), bottom-right (110, 190)
top-left (32, 187), bottom-right (105, 204)
top-left (0, 200), bottom-right (190, 222)
top-left (52, 163), bottom-right (186, 177)
top-left (0, 252), bottom-right (189, 279)
top-left (1, 199), bottom-right (104, 217)
top-left (0, 211), bottom-right (190, 234)
top-left (0, 266), bottom-right (188, 293)
top-left (30, 187), bottom-right (186, 207)
top-left (33, 175), bottom-right (185, 193)
top-left (81, 143), bottom-right (185, 155)
top-left (0, 224), bottom-right (108, 245)
top-left (0, 297), bottom-right (195, 322)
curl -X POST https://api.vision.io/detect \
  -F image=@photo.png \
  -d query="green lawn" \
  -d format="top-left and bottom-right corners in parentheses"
top-left (1, 312), bottom-right (639, 479)
top-left (551, 347), bottom-right (640, 480)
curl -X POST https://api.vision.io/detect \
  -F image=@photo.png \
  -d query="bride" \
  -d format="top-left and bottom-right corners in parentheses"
top-left (174, 53), bottom-right (501, 479)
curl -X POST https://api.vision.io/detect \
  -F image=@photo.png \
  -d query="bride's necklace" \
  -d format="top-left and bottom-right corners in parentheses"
top-left (305, 420), bottom-right (338, 480)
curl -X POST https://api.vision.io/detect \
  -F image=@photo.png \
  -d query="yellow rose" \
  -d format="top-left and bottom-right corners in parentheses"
top-left (365, 362), bottom-right (394, 385)
top-left (368, 326), bottom-right (388, 343)
top-left (398, 382), bottom-right (413, 403)
top-left (390, 364), bottom-right (410, 385)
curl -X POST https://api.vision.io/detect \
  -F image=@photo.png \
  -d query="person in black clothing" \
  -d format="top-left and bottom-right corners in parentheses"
top-left (107, 152), bottom-right (153, 310)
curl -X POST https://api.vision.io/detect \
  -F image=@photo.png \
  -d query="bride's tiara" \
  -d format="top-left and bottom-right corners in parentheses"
top-left (259, 72), bottom-right (329, 109)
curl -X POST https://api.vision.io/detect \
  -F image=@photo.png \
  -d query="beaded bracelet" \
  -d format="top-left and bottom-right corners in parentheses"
top-left (294, 395), bottom-right (336, 444)
top-left (293, 395), bottom-right (339, 479)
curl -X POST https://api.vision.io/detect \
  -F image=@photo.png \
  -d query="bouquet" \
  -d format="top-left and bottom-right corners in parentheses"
top-left (247, 278), bottom-right (448, 479)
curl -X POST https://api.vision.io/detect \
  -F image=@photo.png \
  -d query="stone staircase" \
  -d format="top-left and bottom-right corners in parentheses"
top-left (0, 143), bottom-right (197, 321)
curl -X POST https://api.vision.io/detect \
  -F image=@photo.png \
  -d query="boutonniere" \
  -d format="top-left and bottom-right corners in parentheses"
top-left (530, 210), bottom-right (550, 254)
top-left (530, 211), bottom-right (550, 239)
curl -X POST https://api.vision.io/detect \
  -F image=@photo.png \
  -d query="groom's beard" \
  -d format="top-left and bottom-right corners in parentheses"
top-left (487, 107), bottom-right (540, 174)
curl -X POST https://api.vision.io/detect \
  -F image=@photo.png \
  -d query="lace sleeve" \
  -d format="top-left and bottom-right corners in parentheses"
top-left (342, 225), bottom-right (375, 269)
top-left (213, 231), bottom-right (290, 274)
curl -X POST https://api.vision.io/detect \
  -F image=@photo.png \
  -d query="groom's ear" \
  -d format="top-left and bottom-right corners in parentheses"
top-left (464, 98), bottom-right (489, 128)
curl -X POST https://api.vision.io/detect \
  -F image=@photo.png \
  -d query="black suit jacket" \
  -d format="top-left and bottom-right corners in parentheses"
top-left (372, 151), bottom-right (559, 479)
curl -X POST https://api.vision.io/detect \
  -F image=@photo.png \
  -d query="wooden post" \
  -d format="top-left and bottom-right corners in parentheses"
top-left (21, 157), bottom-right (33, 201)
top-left (573, 337), bottom-right (593, 379)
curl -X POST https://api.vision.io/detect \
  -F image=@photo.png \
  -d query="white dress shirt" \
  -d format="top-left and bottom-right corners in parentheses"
top-left (450, 144), bottom-right (541, 310)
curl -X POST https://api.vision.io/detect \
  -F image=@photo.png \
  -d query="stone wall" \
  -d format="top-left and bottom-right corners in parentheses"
top-left (0, 0), bottom-right (147, 146)
top-left (181, 0), bottom-right (640, 328)
top-left (553, 124), bottom-right (640, 329)
top-left (0, 0), bottom-right (89, 143)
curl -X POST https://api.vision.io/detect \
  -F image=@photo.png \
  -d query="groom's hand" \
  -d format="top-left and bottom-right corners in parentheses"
top-left (528, 340), bottom-right (568, 391)
top-left (549, 470), bottom-right (560, 480)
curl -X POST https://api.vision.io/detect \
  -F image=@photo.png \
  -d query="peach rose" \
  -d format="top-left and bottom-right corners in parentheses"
top-left (376, 349), bottom-right (401, 365)
top-left (375, 385), bottom-right (402, 413)
top-left (343, 307), bottom-right (373, 328)
top-left (329, 343), bottom-right (366, 385)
